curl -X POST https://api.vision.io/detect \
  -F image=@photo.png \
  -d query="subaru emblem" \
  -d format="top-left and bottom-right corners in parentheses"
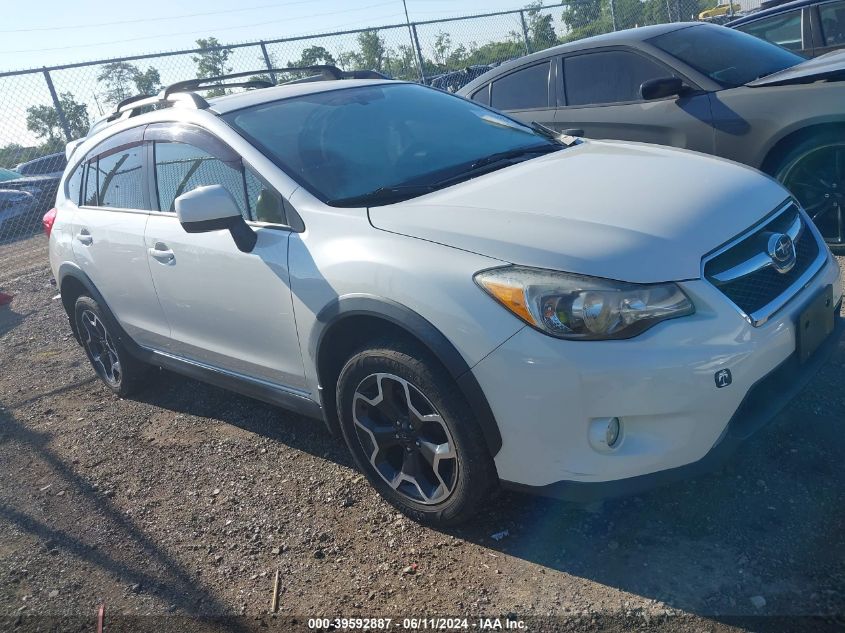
top-left (767, 233), bottom-right (796, 274)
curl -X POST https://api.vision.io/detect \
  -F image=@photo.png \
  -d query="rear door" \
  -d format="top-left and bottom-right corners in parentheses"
top-left (553, 47), bottom-right (715, 153)
top-left (143, 124), bottom-right (306, 391)
top-left (71, 127), bottom-right (170, 349)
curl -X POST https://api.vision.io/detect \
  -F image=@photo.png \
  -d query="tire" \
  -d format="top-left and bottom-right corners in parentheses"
top-left (771, 132), bottom-right (845, 249)
top-left (336, 337), bottom-right (498, 526)
top-left (74, 295), bottom-right (148, 397)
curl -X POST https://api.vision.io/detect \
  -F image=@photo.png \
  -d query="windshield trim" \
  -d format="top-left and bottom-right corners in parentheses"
top-left (221, 82), bottom-right (557, 208)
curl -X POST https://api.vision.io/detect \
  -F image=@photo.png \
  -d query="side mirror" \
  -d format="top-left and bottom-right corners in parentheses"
top-left (175, 185), bottom-right (257, 253)
top-left (640, 77), bottom-right (686, 101)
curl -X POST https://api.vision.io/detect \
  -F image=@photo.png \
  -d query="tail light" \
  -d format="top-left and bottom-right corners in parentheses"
top-left (43, 207), bottom-right (58, 238)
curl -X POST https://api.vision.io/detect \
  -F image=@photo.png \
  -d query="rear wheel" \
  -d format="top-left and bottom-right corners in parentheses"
top-left (336, 338), bottom-right (497, 526)
top-left (774, 134), bottom-right (845, 248)
top-left (74, 295), bottom-right (147, 397)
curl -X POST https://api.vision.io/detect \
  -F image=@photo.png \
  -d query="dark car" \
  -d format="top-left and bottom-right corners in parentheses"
top-left (457, 22), bottom-right (845, 246)
top-left (0, 151), bottom-right (66, 239)
top-left (726, 0), bottom-right (845, 57)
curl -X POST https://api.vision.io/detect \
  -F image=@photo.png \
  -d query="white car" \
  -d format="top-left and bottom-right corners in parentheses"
top-left (46, 69), bottom-right (843, 525)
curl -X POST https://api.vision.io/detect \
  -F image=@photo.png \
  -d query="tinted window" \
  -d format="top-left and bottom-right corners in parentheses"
top-left (490, 62), bottom-right (550, 110)
top-left (470, 85), bottom-right (490, 106)
top-left (224, 83), bottom-right (560, 205)
top-left (97, 146), bottom-right (146, 209)
top-left (820, 1), bottom-right (845, 46)
top-left (649, 24), bottom-right (803, 87)
top-left (66, 163), bottom-right (83, 205)
top-left (154, 142), bottom-right (248, 218)
top-left (245, 169), bottom-right (285, 224)
top-left (83, 161), bottom-right (98, 206)
top-left (735, 10), bottom-right (803, 51)
top-left (564, 51), bottom-right (669, 106)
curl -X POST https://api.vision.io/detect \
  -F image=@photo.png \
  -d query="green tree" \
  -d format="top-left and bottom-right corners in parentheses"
top-left (289, 45), bottom-right (336, 67)
top-left (525, 1), bottom-right (558, 51)
top-left (384, 44), bottom-right (418, 80)
top-left (356, 29), bottom-right (386, 71)
top-left (26, 93), bottom-right (90, 143)
top-left (192, 37), bottom-right (233, 97)
top-left (561, 0), bottom-right (612, 41)
top-left (97, 62), bottom-right (138, 106)
top-left (433, 32), bottom-right (452, 68)
top-left (134, 66), bottom-right (162, 95)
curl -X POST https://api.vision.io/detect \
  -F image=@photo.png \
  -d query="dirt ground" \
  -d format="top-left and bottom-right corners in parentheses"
top-left (1, 234), bottom-right (844, 633)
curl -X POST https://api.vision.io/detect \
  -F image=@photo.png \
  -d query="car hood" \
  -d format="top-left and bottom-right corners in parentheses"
top-left (747, 49), bottom-right (845, 86)
top-left (368, 140), bottom-right (789, 283)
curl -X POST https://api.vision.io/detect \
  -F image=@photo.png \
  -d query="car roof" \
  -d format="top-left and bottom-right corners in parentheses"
top-left (725, 0), bottom-right (813, 26)
top-left (458, 22), bottom-right (702, 95)
top-left (207, 78), bottom-right (400, 114)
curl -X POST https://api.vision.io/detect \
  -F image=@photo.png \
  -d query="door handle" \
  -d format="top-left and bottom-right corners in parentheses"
top-left (148, 243), bottom-right (175, 263)
top-left (75, 230), bottom-right (93, 246)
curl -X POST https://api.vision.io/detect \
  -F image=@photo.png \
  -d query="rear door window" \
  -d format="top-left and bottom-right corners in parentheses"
top-left (470, 84), bottom-right (491, 106)
top-left (490, 62), bottom-right (551, 110)
top-left (97, 145), bottom-right (147, 210)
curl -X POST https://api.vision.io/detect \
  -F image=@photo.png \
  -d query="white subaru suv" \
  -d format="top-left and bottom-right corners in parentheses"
top-left (46, 68), bottom-right (843, 525)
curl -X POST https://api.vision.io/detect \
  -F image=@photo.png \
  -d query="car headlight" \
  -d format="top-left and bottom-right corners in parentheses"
top-left (474, 266), bottom-right (694, 340)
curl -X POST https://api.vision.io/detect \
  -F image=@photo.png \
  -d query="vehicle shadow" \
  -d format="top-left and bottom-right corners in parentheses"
top-left (0, 404), bottom-right (254, 632)
top-left (128, 362), bottom-right (845, 630)
top-left (0, 303), bottom-right (24, 338)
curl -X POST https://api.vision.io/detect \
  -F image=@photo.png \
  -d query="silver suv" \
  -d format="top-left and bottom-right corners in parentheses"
top-left (47, 68), bottom-right (843, 525)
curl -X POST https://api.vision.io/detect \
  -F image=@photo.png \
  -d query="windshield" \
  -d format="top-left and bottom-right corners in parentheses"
top-left (223, 83), bottom-right (560, 206)
top-left (648, 24), bottom-right (805, 88)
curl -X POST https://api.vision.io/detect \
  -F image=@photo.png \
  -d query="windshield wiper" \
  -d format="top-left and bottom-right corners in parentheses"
top-left (530, 122), bottom-right (580, 147)
top-left (329, 144), bottom-right (562, 207)
top-left (468, 143), bottom-right (561, 170)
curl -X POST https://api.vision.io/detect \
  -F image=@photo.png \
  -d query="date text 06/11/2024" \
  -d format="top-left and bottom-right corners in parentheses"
top-left (306, 617), bottom-right (527, 630)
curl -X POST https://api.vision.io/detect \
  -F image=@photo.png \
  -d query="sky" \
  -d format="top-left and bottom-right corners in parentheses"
top-left (2, 0), bottom-right (532, 71)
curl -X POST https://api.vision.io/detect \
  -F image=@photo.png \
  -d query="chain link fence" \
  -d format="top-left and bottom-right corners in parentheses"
top-left (0, 0), bottom-right (761, 247)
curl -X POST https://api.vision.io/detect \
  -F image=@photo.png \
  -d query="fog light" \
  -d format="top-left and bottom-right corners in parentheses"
top-left (589, 417), bottom-right (623, 452)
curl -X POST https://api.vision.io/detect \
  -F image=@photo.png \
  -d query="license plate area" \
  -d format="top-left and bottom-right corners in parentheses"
top-left (797, 285), bottom-right (835, 364)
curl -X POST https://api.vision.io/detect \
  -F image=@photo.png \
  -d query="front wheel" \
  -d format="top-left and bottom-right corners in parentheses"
top-left (774, 136), bottom-right (845, 248)
top-left (74, 295), bottom-right (148, 397)
top-left (336, 338), bottom-right (498, 526)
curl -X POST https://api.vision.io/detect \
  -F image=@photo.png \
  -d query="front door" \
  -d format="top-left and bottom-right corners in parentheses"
top-left (143, 131), bottom-right (306, 391)
top-left (553, 48), bottom-right (715, 154)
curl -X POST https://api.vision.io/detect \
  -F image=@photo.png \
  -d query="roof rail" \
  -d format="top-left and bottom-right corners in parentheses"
top-left (89, 66), bottom-right (390, 138)
top-left (161, 65), bottom-right (389, 98)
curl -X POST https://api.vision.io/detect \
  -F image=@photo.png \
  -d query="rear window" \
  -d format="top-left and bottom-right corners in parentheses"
top-left (66, 163), bottom-right (83, 205)
top-left (490, 62), bottom-right (551, 110)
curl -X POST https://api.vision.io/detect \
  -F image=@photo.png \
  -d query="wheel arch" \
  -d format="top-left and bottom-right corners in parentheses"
top-left (311, 295), bottom-right (503, 457)
top-left (57, 263), bottom-right (144, 357)
top-left (760, 120), bottom-right (845, 175)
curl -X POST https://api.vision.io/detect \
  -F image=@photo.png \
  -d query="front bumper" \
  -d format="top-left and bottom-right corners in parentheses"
top-left (471, 254), bottom-right (842, 498)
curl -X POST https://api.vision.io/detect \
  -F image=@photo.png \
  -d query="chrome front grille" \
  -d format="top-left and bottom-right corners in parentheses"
top-left (703, 202), bottom-right (827, 326)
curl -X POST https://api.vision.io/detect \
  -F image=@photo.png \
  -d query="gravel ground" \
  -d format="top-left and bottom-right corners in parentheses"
top-left (1, 235), bottom-right (844, 633)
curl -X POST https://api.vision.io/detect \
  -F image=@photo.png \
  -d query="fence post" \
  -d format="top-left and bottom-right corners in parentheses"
top-left (519, 10), bottom-right (531, 55)
top-left (609, 0), bottom-right (618, 30)
top-left (259, 41), bottom-right (277, 85)
top-left (42, 68), bottom-right (72, 142)
top-left (410, 24), bottom-right (427, 84)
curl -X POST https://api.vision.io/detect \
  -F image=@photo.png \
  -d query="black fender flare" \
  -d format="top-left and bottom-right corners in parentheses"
top-left (311, 294), bottom-right (503, 456)
top-left (57, 263), bottom-right (149, 361)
